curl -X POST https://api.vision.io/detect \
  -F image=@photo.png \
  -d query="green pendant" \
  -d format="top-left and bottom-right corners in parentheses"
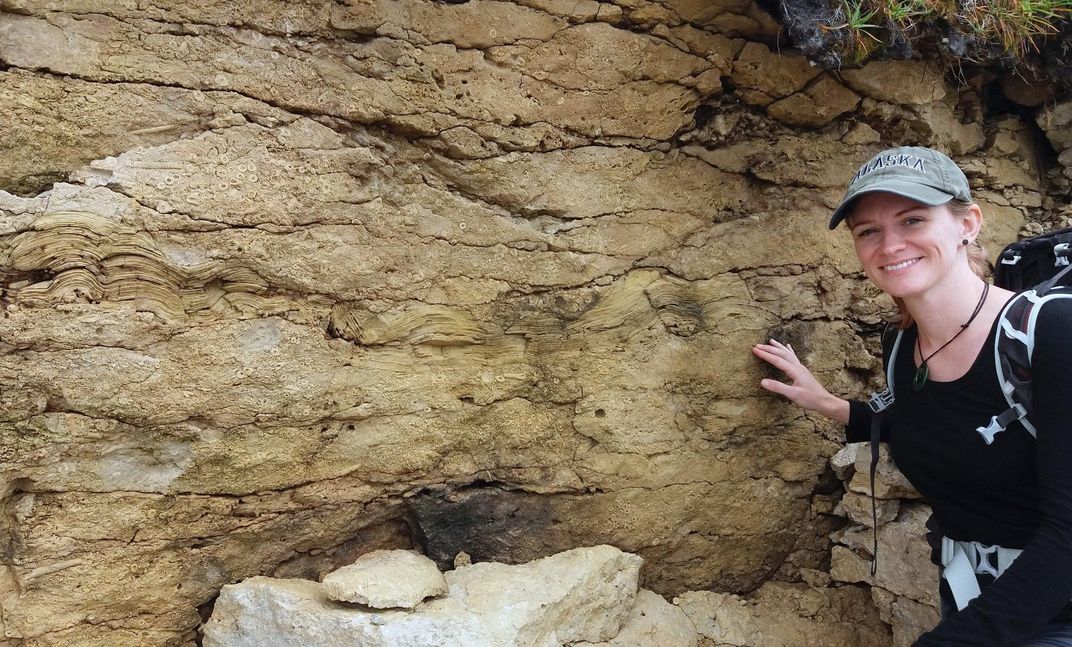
top-left (913, 363), bottom-right (929, 391)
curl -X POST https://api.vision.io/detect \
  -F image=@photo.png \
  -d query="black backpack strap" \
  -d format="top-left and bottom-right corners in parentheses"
top-left (869, 409), bottom-right (881, 576)
top-left (986, 292), bottom-right (1037, 443)
top-left (868, 326), bottom-right (904, 575)
top-left (985, 287), bottom-right (1072, 444)
top-left (1035, 262), bottom-right (1072, 297)
top-left (866, 325), bottom-right (902, 415)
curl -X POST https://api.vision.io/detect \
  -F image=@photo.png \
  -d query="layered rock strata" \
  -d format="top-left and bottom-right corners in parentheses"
top-left (0, 1), bottom-right (1061, 645)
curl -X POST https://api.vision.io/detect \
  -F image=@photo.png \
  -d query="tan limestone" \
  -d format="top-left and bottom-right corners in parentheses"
top-left (0, 1), bottom-right (1058, 645)
top-left (675, 581), bottom-right (892, 647)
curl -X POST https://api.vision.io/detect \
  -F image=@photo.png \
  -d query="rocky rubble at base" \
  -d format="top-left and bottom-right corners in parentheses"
top-left (204, 544), bottom-right (891, 647)
top-left (827, 444), bottom-right (939, 647)
top-left (204, 545), bottom-right (657, 647)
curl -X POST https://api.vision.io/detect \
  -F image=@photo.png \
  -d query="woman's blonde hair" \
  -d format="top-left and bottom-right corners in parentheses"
top-left (891, 200), bottom-right (989, 329)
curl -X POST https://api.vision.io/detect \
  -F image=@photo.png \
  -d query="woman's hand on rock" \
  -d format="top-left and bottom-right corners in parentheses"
top-left (751, 339), bottom-right (849, 424)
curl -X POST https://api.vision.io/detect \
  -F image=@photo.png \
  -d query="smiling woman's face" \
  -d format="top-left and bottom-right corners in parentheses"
top-left (846, 192), bottom-right (974, 300)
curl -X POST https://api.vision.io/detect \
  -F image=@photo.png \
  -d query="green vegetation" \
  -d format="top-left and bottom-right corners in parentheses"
top-left (881, 0), bottom-right (933, 28)
top-left (961, 0), bottom-right (1071, 56)
top-left (835, 0), bottom-right (1072, 62)
top-left (832, 1), bottom-right (883, 61)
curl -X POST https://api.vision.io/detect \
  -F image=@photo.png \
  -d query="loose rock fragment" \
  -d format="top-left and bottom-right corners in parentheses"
top-left (321, 549), bottom-right (447, 609)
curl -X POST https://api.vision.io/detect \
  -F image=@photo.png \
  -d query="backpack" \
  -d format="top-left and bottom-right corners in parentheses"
top-left (981, 228), bottom-right (1072, 441)
top-left (861, 229), bottom-right (1072, 573)
top-left (994, 227), bottom-right (1072, 291)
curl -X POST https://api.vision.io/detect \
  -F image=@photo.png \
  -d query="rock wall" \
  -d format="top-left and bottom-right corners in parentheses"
top-left (1, 1), bottom-right (1068, 645)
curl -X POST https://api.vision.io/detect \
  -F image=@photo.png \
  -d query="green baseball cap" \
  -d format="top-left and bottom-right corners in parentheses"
top-left (828, 146), bottom-right (972, 229)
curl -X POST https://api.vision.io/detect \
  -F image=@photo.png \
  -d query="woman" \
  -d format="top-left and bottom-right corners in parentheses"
top-left (753, 146), bottom-right (1072, 646)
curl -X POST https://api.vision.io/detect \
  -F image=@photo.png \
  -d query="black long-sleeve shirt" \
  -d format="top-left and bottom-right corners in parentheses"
top-left (846, 295), bottom-right (1072, 646)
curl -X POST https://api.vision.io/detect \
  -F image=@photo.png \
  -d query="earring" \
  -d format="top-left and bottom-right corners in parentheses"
top-left (962, 238), bottom-right (970, 246)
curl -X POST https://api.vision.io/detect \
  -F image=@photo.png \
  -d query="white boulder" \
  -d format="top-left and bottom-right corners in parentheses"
top-left (575, 589), bottom-right (698, 647)
top-left (202, 544), bottom-right (643, 647)
top-left (321, 549), bottom-right (447, 609)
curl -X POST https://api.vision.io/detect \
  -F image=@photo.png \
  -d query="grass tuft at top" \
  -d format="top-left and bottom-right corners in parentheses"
top-left (835, 0), bottom-right (1072, 62)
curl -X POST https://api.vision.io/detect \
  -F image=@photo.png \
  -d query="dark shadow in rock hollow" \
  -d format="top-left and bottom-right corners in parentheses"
top-left (406, 484), bottom-right (563, 570)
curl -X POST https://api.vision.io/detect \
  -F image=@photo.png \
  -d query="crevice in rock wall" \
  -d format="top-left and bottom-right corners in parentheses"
top-left (194, 594), bottom-right (215, 647)
top-left (0, 479), bottom-right (33, 560)
top-left (407, 483), bottom-right (557, 570)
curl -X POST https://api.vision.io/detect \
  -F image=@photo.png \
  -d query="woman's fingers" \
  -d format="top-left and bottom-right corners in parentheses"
top-left (754, 340), bottom-right (825, 406)
top-left (753, 338), bottom-right (842, 420)
top-left (756, 339), bottom-right (798, 360)
top-left (752, 346), bottom-right (793, 373)
top-left (753, 342), bottom-right (791, 359)
top-left (767, 338), bottom-right (794, 354)
top-left (752, 343), bottom-right (802, 374)
top-left (759, 377), bottom-right (793, 397)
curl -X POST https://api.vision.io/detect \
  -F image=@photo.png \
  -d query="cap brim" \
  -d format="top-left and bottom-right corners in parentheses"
top-left (827, 181), bottom-right (955, 230)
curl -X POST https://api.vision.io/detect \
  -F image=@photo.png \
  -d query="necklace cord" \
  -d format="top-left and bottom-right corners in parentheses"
top-left (912, 281), bottom-right (990, 390)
